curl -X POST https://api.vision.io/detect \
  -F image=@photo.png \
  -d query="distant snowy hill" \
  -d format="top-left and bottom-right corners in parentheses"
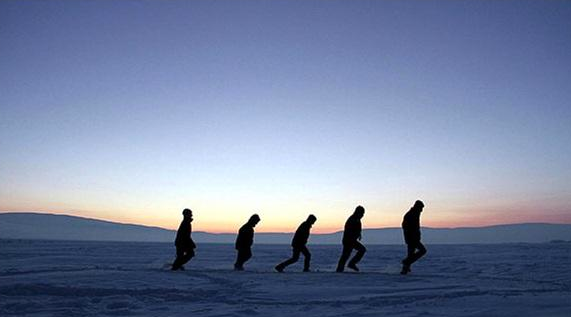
top-left (1, 212), bottom-right (570, 244)
top-left (0, 213), bottom-right (175, 242)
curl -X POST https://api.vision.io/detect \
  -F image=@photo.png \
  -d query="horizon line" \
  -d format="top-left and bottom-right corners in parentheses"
top-left (1, 211), bottom-right (571, 235)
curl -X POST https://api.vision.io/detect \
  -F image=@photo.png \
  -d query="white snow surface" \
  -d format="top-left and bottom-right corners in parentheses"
top-left (1, 239), bottom-right (570, 316)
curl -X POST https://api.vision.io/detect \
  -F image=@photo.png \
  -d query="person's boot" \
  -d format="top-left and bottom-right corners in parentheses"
top-left (347, 263), bottom-right (360, 272)
top-left (400, 261), bottom-right (411, 275)
top-left (303, 267), bottom-right (310, 272)
top-left (234, 264), bottom-right (244, 271)
top-left (275, 265), bottom-right (284, 273)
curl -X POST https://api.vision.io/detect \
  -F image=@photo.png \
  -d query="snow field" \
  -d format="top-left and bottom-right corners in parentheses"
top-left (1, 240), bottom-right (570, 316)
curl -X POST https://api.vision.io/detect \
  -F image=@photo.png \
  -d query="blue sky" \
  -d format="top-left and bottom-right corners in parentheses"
top-left (1, 1), bottom-right (570, 232)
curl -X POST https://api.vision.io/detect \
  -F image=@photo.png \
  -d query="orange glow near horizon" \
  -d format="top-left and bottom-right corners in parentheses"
top-left (2, 203), bottom-right (571, 234)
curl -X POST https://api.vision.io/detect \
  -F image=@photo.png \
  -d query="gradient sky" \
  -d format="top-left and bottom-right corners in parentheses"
top-left (1, 1), bottom-right (570, 233)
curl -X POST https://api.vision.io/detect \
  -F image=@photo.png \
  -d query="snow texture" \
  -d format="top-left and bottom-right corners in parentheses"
top-left (1, 239), bottom-right (570, 316)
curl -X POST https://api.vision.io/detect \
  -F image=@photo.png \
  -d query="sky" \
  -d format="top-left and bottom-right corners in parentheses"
top-left (1, 0), bottom-right (570, 233)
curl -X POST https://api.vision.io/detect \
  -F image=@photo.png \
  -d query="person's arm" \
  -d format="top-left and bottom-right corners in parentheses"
top-left (189, 223), bottom-right (196, 248)
top-left (235, 227), bottom-right (243, 249)
top-left (291, 225), bottom-right (301, 246)
top-left (175, 220), bottom-right (185, 245)
top-left (301, 223), bottom-right (310, 244)
top-left (247, 228), bottom-right (254, 247)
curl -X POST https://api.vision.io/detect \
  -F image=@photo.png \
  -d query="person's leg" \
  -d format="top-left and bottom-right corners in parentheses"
top-left (401, 244), bottom-right (414, 274)
top-left (336, 244), bottom-right (353, 272)
top-left (172, 247), bottom-right (185, 270)
top-left (180, 248), bottom-right (195, 267)
top-left (348, 242), bottom-right (366, 270)
top-left (301, 246), bottom-right (311, 272)
top-left (276, 248), bottom-right (301, 271)
top-left (235, 248), bottom-right (247, 270)
top-left (402, 243), bottom-right (416, 266)
top-left (410, 242), bottom-right (427, 265)
top-left (236, 248), bottom-right (252, 269)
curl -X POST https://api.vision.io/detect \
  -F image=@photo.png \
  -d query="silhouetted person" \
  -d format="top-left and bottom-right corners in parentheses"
top-left (234, 214), bottom-right (261, 271)
top-left (336, 206), bottom-right (366, 272)
top-left (172, 208), bottom-right (196, 271)
top-left (275, 214), bottom-right (317, 272)
top-left (401, 200), bottom-right (426, 275)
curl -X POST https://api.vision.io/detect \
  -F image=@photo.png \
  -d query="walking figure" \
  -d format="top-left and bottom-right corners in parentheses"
top-left (401, 200), bottom-right (427, 275)
top-left (234, 214), bottom-right (261, 271)
top-left (171, 208), bottom-right (196, 271)
top-left (275, 214), bottom-right (317, 272)
top-left (336, 205), bottom-right (366, 272)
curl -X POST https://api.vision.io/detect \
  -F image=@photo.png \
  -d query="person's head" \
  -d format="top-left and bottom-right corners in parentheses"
top-left (182, 208), bottom-right (193, 221)
top-left (413, 200), bottom-right (425, 212)
top-left (307, 214), bottom-right (317, 226)
top-left (248, 214), bottom-right (261, 227)
top-left (354, 205), bottom-right (365, 219)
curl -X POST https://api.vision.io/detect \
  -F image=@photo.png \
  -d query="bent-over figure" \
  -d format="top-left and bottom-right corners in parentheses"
top-left (234, 214), bottom-right (261, 271)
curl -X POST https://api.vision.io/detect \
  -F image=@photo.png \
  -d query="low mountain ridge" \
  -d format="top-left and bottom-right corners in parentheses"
top-left (1, 212), bottom-right (570, 244)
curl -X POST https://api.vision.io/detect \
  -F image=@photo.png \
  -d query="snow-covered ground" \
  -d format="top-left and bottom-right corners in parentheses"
top-left (1, 240), bottom-right (570, 316)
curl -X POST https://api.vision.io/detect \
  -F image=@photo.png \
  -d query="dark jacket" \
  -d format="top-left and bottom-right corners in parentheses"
top-left (342, 214), bottom-right (362, 245)
top-left (175, 218), bottom-right (196, 249)
top-left (291, 221), bottom-right (312, 248)
top-left (402, 208), bottom-right (421, 244)
top-left (235, 223), bottom-right (254, 250)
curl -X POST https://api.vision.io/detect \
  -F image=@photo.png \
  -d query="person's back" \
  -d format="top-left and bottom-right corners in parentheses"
top-left (235, 223), bottom-right (254, 250)
top-left (291, 221), bottom-right (311, 248)
top-left (342, 214), bottom-right (362, 245)
top-left (402, 208), bottom-right (421, 244)
top-left (175, 217), bottom-right (194, 248)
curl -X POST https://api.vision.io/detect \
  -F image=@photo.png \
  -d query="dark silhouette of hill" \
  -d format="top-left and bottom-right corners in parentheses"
top-left (1, 212), bottom-right (570, 244)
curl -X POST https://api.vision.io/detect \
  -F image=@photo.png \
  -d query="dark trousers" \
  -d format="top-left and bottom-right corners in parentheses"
top-left (402, 241), bottom-right (426, 266)
top-left (277, 246), bottom-right (311, 271)
top-left (172, 246), bottom-right (195, 270)
top-left (336, 241), bottom-right (366, 272)
top-left (235, 247), bottom-right (252, 268)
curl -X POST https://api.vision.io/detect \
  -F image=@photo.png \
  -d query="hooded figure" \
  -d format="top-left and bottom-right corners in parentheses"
top-left (275, 214), bottom-right (317, 272)
top-left (336, 206), bottom-right (367, 272)
top-left (401, 200), bottom-right (427, 274)
top-left (171, 208), bottom-right (196, 270)
top-left (234, 214), bottom-right (261, 270)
